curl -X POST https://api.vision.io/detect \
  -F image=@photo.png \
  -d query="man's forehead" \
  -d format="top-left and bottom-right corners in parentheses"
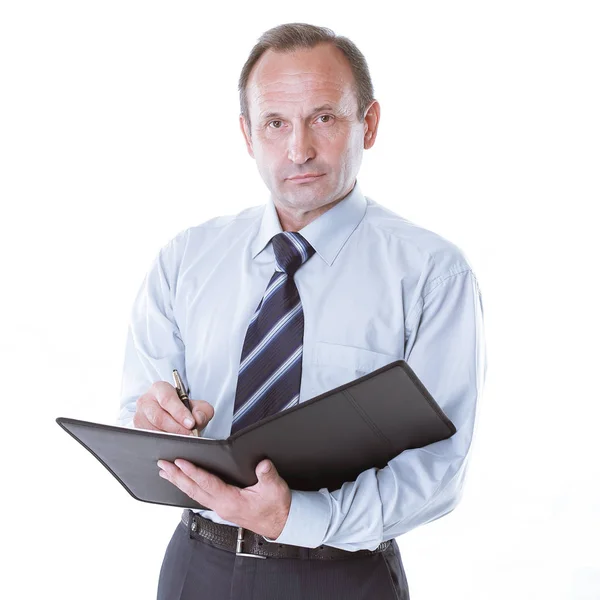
top-left (246, 46), bottom-right (355, 114)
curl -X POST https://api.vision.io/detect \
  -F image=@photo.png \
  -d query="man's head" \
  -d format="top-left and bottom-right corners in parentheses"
top-left (238, 23), bottom-right (380, 224)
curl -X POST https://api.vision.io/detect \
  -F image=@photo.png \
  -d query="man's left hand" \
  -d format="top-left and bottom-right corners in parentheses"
top-left (157, 457), bottom-right (291, 540)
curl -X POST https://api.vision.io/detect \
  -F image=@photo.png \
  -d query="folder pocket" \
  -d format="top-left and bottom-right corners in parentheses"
top-left (341, 388), bottom-right (396, 454)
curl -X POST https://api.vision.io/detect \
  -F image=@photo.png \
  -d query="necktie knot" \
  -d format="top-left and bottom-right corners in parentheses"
top-left (272, 232), bottom-right (315, 276)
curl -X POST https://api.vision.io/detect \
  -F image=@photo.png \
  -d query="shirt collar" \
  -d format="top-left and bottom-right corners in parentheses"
top-left (250, 179), bottom-right (367, 267)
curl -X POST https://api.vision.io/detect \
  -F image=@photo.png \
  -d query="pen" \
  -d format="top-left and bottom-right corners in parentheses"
top-left (172, 369), bottom-right (199, 436)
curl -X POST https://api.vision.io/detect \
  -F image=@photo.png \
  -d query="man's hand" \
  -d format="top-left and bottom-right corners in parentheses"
top-left (157, 457), bottom-right (292, 540)
top-left (133, 381), bottom-right (215, 436)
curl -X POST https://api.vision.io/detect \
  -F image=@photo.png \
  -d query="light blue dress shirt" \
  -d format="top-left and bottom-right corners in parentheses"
top-left (117, 179), bottom-right (487, 551)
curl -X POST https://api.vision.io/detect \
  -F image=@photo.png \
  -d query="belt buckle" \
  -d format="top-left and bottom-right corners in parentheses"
top-left (235, 526), bottom-right (267, 559)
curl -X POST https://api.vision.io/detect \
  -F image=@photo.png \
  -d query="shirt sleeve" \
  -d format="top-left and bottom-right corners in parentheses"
top-left (116, 231), bottom-right (189, 428)
top-left (263, 267), bottom-right (487, 551)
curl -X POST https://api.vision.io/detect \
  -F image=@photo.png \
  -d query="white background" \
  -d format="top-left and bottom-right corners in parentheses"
top-left (1, 1), bottom-right (599, 598)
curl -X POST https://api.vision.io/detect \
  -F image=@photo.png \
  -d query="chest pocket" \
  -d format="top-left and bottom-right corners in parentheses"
top-left (312, 341), bottom-right (398, 375)
top-left (305, 341), bottom-right (399, 400)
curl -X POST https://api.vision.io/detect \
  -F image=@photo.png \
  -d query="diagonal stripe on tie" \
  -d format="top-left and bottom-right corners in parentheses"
top-left (238, 301), bottom-right (303, 374)
top-left (234, 306), bottom-right (304, 418)
top-left (230, 231), bottom-right (316, 434)
top-left (233, 345), bottom-right (303, 424)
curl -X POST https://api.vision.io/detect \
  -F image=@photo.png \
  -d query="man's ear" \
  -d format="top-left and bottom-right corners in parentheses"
top-left (363, 100), bottom-right (381, 150)
top-left (239, 114), bottom-right (255, 159)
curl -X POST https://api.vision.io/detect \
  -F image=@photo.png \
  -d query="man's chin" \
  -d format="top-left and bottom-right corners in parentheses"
top-left (282, 188), bottom-right (328, 207)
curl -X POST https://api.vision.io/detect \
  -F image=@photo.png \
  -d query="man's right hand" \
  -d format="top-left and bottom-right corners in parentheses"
top-left (133, 381), bottom-right (215, 435)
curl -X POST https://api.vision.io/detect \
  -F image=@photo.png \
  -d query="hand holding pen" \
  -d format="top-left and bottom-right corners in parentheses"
top-left (172, 369), bottom-right (199, 436)
top-left (131, 371), bottom-right (215, 435)
top-left (172, 369), bottom-right (215, 436)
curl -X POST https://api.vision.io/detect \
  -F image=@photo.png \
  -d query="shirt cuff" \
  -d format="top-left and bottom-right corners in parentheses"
top-left (262, 489), bottom-right (331, 548)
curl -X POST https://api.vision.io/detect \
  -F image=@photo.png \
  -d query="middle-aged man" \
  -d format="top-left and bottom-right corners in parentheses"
top-left (118, 22), bottom-right (487, 600)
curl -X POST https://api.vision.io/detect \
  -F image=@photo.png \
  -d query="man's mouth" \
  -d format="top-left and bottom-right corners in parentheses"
top-left (287, 174), bottom-right (324, 184)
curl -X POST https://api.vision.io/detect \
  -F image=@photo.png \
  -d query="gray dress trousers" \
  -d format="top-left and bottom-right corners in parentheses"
top-left (156, 519), bottom-right (410, 600)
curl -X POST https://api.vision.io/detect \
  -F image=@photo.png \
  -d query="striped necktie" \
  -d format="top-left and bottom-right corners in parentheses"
top-left (230, 231), bottom-right (316, 435)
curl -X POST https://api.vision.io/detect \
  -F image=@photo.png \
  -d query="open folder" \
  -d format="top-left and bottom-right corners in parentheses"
top-left (56, 360), bottom-right (456, 510)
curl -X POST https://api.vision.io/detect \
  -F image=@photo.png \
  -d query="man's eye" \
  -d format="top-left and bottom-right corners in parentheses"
top-left (268, 116), bottom-right (332, 128)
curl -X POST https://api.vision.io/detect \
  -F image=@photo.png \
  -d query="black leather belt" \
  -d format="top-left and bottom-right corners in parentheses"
top-left (181, 509), bottom-right (392, 560)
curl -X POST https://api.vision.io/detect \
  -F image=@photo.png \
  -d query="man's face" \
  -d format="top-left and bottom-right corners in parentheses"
top-left (240, 43), bottom-right (378, 213)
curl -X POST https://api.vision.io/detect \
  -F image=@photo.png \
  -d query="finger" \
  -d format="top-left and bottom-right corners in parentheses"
top-left (152, 381), bottom-right (196, 430)
top-left (256, 459), bottom-right (274, 477)
top-left (159, 463), bottom-right (211, 506)
top-left (136, 410), bottom-right (193, 435)
top-left (173, 459), bottom-right (232, 498)
top-left (189, 399), bottom-right (215, 429)
top-left (253, 460), bottom-right (283, 491)
top-left (132, 408), bottom-right (162, 431)
top-left (136, 394), bottom-right (194, 435)
top-left (158, 460), bottom-right (220, 508)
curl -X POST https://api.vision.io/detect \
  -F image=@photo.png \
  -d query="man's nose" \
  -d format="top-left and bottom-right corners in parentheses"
top-left (287, 126), bottom-right (316, 164)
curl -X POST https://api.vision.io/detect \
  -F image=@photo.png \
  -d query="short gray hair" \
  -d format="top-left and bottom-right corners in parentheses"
top-left (238, 23), bottom-right (375, 132)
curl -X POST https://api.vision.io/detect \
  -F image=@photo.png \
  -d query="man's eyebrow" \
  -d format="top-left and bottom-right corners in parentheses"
top-left (259, 104), bottom-right (338, 121)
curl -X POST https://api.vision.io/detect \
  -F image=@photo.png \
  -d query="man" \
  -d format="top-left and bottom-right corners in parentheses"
top-left (118, 22), bottom-right (487, 600)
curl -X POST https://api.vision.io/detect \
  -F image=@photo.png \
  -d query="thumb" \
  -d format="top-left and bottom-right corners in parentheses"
top-left (256, 459), bottom-right (277, 481)
top-left (190, 399), bottom-right (215, 428)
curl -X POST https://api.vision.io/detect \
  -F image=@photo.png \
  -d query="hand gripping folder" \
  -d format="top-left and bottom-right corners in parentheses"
top-left (56, 360), bottom-right (456, 510)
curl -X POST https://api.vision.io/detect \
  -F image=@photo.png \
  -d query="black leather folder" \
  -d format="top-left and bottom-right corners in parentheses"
top-left (56, 359), bottom-right (456, 510)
